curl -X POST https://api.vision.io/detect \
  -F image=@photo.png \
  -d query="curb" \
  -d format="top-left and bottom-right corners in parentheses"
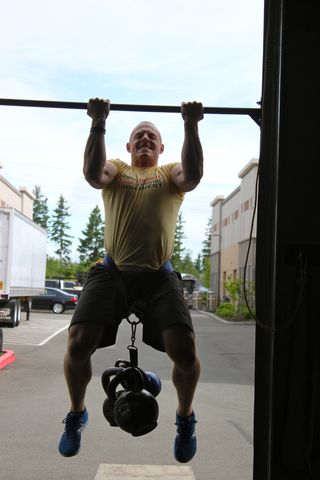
top-left (200, 309), bottom-right (256, 326)
top-left (0, 350), bottom-right (16, 369)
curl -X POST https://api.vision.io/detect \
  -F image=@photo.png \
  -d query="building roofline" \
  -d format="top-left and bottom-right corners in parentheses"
top-left (223, 185), bottom-right (241, 204)
top-left (19, 187), bottom-right (36, 201)
top-left (238, 158), bottom-right (259, 179)
top-left (0, 175), bottom-right (35, 200)
top-left (210, 195), bottom-right (225, 207)
top-left (0, 174), bottom-right (21, 196)
top-left (211, 158), bottom-right (259, 209)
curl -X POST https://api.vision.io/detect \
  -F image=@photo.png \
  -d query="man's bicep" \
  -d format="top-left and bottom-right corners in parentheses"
top-left (170, 163), bottom-right (199, 192)
top-left (170, 164), bottom-right (184, 183)
top-left (103, 161), bottom-right (118, 182)
top-left (96, 161), bottom-right (118, 188)
top-left (85, 160), bottom-right (118, 189)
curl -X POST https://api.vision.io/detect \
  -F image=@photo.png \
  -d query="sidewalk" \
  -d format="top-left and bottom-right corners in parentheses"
top-left (200, 308), bottom-right (256, 326)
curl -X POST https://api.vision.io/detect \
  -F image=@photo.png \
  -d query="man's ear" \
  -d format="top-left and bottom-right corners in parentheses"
top-left (160, 144), bottom-right (164, 154)
top-left (126, 142), bottom-right (131, 152)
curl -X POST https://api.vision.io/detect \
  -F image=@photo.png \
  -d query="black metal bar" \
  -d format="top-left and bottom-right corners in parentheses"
top-left (0, 97), bottom-right (261, 124)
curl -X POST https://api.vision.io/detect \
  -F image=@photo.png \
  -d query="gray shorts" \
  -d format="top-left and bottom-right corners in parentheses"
top-left (69, 263), bottom-right (194, 352)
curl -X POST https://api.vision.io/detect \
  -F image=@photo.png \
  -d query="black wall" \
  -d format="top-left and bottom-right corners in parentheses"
top-left (254, 1), bottom-right (320, 479)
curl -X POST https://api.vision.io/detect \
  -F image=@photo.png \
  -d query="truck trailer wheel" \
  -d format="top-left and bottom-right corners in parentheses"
top-left (0, 299), bottom-right (21, 327)
top-left (13, 300), bottom-right (21, 327)
top-left (52, 302), bottom-right (65, 314)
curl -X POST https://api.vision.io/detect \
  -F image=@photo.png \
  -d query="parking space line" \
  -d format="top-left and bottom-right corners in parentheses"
top-left (2, 316), bottom-right (70, 347)
top-left (38, 325), bottom-right (69, 345)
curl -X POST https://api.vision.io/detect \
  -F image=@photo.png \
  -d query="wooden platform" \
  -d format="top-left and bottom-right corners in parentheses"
top-left (94, 464), bottom-right (195, 479)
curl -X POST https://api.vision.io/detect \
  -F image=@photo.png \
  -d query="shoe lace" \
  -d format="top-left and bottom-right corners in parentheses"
top-left (62, 413), bottom-right (85, 435)
top-left (175, 417), bottom-right (197, 440)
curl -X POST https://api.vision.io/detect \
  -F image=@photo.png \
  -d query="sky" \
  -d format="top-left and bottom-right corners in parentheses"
top-left (0, 0), bottom-right (264, 261)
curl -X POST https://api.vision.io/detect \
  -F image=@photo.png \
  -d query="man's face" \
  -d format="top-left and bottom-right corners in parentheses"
top-left (127, 122), bottom-right (164, 167)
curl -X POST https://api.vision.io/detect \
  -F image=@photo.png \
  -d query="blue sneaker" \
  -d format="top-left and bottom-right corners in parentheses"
top-left (174, 411), bottom-right (197, 463)
top-left (58, 408), bottom-right (88, 457)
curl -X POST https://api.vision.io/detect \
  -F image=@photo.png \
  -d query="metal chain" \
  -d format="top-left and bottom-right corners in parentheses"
top-left (126, 316), bottom-right (140, 347)
top-left (126, 317), bottom-right (140, 367)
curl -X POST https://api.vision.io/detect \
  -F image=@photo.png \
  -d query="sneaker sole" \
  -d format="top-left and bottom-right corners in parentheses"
top-left (59, 448), bottom-right (80, 458)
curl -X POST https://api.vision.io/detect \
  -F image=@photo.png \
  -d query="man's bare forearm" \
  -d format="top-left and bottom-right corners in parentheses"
top-left (83, 116), bottom-right (107, 185)
top-left (83, 98), bottom-right (110, 186)
top-left (181, 120), bottom-right (204, 185)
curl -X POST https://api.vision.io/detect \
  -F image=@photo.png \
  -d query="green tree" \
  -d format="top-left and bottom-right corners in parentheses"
top-left (46, 256), bottom-right (71, 278)
top-left (32, 185), bottom-right (49, 230)
top-left (46, 256), bottom-right (87, 281)
top-left (171, 212), bottom-right (186, 270)
top-left (224, 276), bottom-right (242, 314)
top-left (180, 250), bottom-right (200, 277)
top-left (198, 217), bottom-right (212, 288)
top-left (202, 256), bottom-right (211, 288)
top-left (77, 205), bottom-right (105, 264)
top-left (50, 195), bottom-right (73, 263)
top-left (201, 217), bottom-right (212, 270)
top-left (194, 253), bottom-right (202, 272)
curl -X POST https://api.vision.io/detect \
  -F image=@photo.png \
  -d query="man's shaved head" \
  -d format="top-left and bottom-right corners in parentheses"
top-left (129, 121), bottom-right (162, 143)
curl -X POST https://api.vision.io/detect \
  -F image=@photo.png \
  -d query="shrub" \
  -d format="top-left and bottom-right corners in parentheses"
top-left (239, 305), bottom-right (256, 320)
top-left (215, 302), bottom-right (235, 317)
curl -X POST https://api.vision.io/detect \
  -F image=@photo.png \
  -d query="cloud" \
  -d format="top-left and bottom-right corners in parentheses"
top-left (1, 0), bottom-right (263, 99)
top-left (0, 0), bottom-right (264, 259)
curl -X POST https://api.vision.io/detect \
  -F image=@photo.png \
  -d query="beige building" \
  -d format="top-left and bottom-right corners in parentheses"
top-left (0, 165), bottom-right (35, 219)
top-left (210, 158), bottom-right (258, 305)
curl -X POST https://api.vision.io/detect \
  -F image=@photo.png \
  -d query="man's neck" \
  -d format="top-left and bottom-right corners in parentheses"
top-left (131, 158), bottom-right (158, 168)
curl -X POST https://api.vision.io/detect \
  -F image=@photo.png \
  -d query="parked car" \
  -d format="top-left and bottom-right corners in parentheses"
top-left (31, 287), bottom-right (78, 314)
top-left (45, 279), bottom-right (83, 298)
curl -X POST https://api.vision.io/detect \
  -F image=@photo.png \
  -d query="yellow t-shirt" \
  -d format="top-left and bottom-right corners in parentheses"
top-left (102, 159), bottom-right (184, 271)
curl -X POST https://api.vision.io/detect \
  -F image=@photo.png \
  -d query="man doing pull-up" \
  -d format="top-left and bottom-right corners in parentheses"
top-left (58, 98), bottom-right (204, 463)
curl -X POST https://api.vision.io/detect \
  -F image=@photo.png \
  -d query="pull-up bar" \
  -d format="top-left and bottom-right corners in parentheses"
top-left (0, 98), bottom-right (261, 126)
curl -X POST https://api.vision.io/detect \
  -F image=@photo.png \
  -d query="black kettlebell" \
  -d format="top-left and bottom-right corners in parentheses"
top-left (119, 368), bottom-right (161, 398)
top-left (107, 367), bottom-right (159, 436)
top-left (101, 367), bottom-right (124, 427)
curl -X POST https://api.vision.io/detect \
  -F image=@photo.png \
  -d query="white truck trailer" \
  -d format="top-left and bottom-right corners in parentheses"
top-left (0, 208), bottom-right (47, 328)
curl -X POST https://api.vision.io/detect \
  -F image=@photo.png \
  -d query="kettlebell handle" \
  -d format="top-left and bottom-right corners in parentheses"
top-left (107, 367), bottom-right (145, 402)
top-left (101, 367), bottom-right (124, 394)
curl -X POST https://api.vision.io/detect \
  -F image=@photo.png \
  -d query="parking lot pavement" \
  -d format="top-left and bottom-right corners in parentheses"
top-left (2, 311), bottom-right (71, 347)
top-left (1, 310), bottom-right (255, 480)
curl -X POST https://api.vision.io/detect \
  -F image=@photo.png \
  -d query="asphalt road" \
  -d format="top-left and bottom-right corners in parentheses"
top-left (0, 310), bottom-right (255, 480)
